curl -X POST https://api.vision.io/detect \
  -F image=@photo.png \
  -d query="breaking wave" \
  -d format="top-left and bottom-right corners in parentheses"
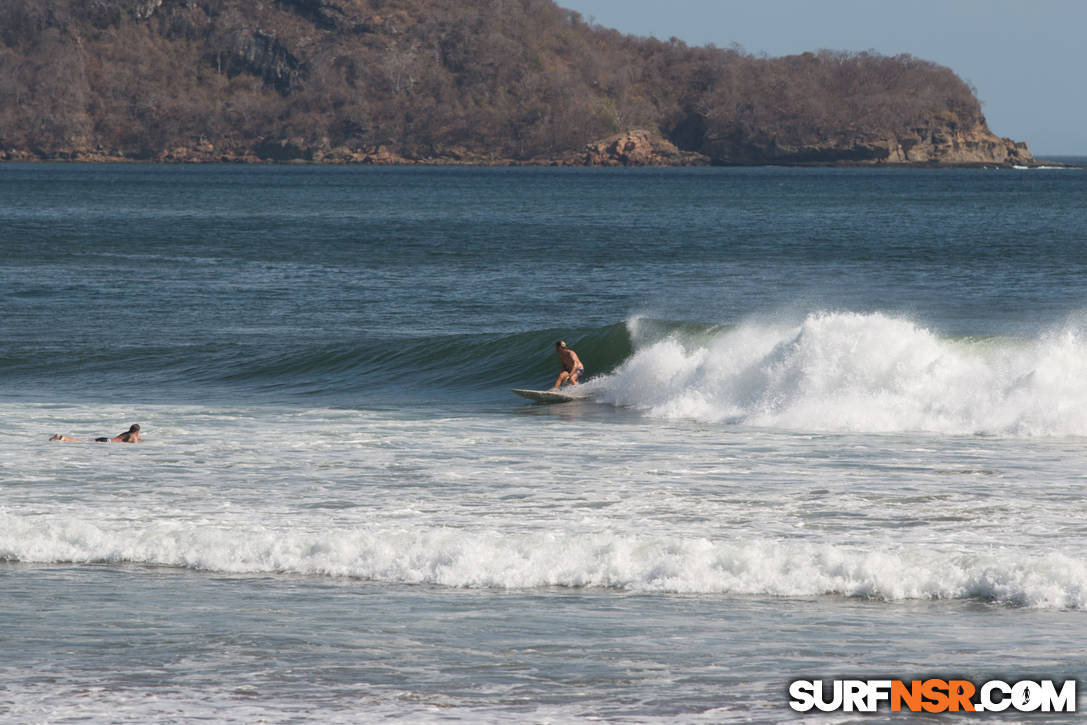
top-left (587, 312), bottom-right (1087, 436)
top-left (2, 512), bottom-right (1083, 609)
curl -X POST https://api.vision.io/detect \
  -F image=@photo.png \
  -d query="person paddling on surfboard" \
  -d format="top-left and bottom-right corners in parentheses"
top-left (552, 340), bottom-right (584, 389)
top-left (50, 424), bottom-right (143, 443)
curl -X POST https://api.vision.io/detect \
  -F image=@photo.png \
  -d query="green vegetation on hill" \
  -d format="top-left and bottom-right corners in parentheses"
top-left (0, 0), bottom-right (1033, 165)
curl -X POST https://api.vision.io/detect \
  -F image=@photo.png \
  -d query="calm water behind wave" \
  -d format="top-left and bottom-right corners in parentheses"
top-left (5, 163), bottom-right (1087, 401)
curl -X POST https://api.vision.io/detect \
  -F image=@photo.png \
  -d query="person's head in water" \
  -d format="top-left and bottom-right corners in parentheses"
top-left (556, 340), bottom-right (566, 349)
top-left (128, 424), bottom-right (140, 434)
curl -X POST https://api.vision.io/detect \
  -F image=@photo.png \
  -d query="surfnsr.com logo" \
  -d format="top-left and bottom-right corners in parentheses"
top-left (789, 679), bottom-right (1077, 713)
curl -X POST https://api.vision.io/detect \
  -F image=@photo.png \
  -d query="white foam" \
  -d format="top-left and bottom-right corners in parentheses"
top-left (0, 680), bottom-right (747, 725)
top-left (597, 312), bottom-right (1087, 435)
top-left (3, 512), bottom-right (1083, 608)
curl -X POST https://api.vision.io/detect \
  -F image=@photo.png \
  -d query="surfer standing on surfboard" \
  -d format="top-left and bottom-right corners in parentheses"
top-left (552, 340), bottom-right (584, 389)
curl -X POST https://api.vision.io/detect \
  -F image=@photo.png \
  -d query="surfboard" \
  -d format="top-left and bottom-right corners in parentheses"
top-left (511, 388), bottom-right (584, 403)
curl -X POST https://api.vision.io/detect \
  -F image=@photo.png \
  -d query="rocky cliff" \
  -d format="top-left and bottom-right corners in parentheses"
top-left (695, 122), bottom-right (1034, 167)
top-left (883, 123), bottom-right (1034, 165)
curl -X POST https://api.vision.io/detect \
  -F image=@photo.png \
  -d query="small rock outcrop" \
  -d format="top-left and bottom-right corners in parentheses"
top-left (579, 131), bottom-right (709, 167)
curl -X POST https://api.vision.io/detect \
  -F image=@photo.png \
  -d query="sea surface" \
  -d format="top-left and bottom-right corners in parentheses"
top-left (2, 161), bottom-right (1086, 723)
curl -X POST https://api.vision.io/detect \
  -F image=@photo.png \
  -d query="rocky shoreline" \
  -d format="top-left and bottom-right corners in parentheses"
top-left (1, 129), bottom-right (1066, 168)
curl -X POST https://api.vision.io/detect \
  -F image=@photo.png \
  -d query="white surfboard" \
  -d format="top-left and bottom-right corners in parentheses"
top-left (511, 388), bottom-right (584, 403)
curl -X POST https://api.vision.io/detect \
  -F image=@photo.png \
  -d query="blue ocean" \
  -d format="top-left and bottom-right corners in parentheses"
top-left (2, 162), bottom-right (1086, 723)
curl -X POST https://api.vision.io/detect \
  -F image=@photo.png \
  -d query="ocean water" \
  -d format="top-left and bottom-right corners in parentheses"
top-left (2, 162), bottom-right (1086, 723)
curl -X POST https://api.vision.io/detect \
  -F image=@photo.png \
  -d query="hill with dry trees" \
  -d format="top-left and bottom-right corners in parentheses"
top-left (0, 0), bottom-right (1034, 165)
